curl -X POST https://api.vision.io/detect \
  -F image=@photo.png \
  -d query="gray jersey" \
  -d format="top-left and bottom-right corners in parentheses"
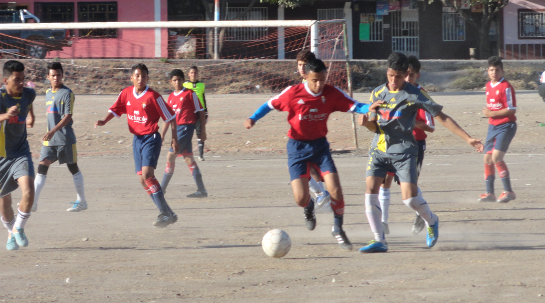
top-left (370, 82), bottom-right (443, 155)
top-left (44, 85), bottom-right (76, 146)
top-left (0, 86), bottom-right (35, 158)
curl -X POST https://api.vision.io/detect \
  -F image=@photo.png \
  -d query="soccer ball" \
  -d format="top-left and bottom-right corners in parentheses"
top-left (262, 229), bottom-right (291, 258)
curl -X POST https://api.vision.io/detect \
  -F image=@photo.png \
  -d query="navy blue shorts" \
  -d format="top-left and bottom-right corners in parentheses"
top-left (169, 124), bottom-right (195, 156)
top-left (484, 122), bottom-right (517, 154)
top-left (133, 132), bottom-right (162, 175)
top-left (287, 137), bottom-right (337, 182)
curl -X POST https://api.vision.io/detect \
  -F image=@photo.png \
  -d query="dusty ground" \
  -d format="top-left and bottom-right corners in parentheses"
top-left (2, 90), bottom-right (545, 302)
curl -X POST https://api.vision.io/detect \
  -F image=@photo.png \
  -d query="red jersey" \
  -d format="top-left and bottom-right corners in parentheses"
top-left (166, 88), bottom-right (203, 125)
top-left (268, 83), bottom-right (358, 141)
top-left (413, 86), bottom-right (435, 141)
top-left (109, 86), bottom-right (175, 136)
top-left (486, 78), bottom-right (517, 126)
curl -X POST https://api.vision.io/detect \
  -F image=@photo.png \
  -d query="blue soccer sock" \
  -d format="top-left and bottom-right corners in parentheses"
top-left (485, 163), bottom-right (495, 194)
top-left (188, 162), bottom-right (206, 192)
top-left (161, 162), bottom-right (175, 191)
top-left (145, 177), bottom-right (173, 214)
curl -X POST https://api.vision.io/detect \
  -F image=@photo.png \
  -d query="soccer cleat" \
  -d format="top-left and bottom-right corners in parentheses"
top-left (359, 240), bottom-right (388, 253)
top-left (303, 207), bottom-right (316, 231)
top-left (426, 217), bottom-right (439, 248)
top-left (382, 222), bottom-right (390, 234)
top-left (478, 193), bottom-right (496, 202)
top-left (67, 201), bottom-right (88, 212)
top-left (6, 233), bottom-right (18, 250)
top-left (13, 228), bottom-right (28, 247)
top-left (412, 214), bottom-right (425, 235)
top-left (153, 212), bottom-right (177, 228)
top-left (332, 230), bottom-right (353, 251)
top-left (198, 156), bottom-right (205, 161)
top-left (187, 190), bottom-right (208, 198)
top-left (497, 191), bottom-right (516, 203)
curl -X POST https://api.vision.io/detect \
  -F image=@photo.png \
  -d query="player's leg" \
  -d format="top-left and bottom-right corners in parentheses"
top-left (60, 144), bottom-right (88, 212)
top-left (183, 155), bottom-right (207, 198)
top-left (412, 140), bottom-right (427, 235)
top-left (479, 125), bottom-right (497, 202)
top-left (160, 151), bottom-right (177, 192)
top-left (309, 167), bottom-right (330, 206)
top-left (290, 176), bottom-right (316, 231)
top-left (321, 171), bottom-right (353, 251)
top-left (379, 173), bottom-right (394, 234)
top-left (195, 118), bottom-right (205, 161)
top-left (0, 194), bottom-right (18, 250)
top-left (33, 146), bottom-right (57, 212)
top-left (492, 122), bottom-right (517, 203)
top-left (12, 174), bottom-right (34, 248)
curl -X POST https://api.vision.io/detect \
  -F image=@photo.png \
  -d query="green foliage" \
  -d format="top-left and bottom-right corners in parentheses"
top-left (159, 58), bottom-right (169, 63)
top-left (261, 0), bottom-right (316, 9)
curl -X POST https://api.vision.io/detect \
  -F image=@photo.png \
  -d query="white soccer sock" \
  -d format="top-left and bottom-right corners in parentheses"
top-left (72, 172), bottom-right (87, 203)
top-left (34, 173), bottom-right (47, 205)
top-left (13, 210), bottom-right (30, 230)
top-left (308, 178), bottom-right (323, 195)
top-left (1, 216), bottom-right (15, 234)
top-left (403, 194), bottom-right (437, 227)
top-left (378, 187), bottom-right (390, 223)
top-left (365, 193), bottom-right (385, 242)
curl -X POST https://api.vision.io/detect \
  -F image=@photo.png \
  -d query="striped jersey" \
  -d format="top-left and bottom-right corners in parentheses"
top-left (109, 86), bottom-right (175, 136)
top-left (44, 85), bottom-right (76, 146)
top-left (370, 82), bottom-right (443, 155)
top-left (0, 86), bottom-right (35, 158)
top-left (166, 88), bottom-right (203, 125)
top-left (486, 78), bottom-right (516, 126)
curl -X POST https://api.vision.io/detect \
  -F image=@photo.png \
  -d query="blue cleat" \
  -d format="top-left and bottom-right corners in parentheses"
top-left (6, 233), bottom-right (19, 250)
top-left (426, 217), bottom-right (439, 247)
top-left (13, 228), bottom-right (28, 247)
top-left (359, 240), bottom-right (388, 253)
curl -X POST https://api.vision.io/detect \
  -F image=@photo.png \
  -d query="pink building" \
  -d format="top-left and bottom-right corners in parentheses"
top-left (0, 0), bottom-right (168, 58)
top-left (501, 0), bottom-right (545, 59)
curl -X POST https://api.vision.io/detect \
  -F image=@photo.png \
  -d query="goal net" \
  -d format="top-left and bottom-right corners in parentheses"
top-left (0, 20), bottom-right (349, 95)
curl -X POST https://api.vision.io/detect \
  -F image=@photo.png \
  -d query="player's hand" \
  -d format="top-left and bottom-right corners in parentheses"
top-left (7, 106), bottom-right (19, 117)
top-left (357, 114), bottom-right (369, 126)
top-left (26, 116), bottom-right (34, 128)
top-left (482, 107), bottom-right (492, 117)
top-left (369, 100), bottom-right (384, 112)
top-left (467, 138), bottom-right (484, 152)
top-left (171, 139), bottom-right (179, 153)
top-left (199, 132), bottom-right (207, 142)
top-left (42, 131), bottom-right (55, 141)
top-left (244, 118), bottom-right (255, 129)
top-left (94, 120), bottom-right (106, 128)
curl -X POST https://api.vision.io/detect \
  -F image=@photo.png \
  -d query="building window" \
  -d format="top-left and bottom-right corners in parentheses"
top-left (360, 14), bottom-right (383, 42)
top-left (78, 2), bottom-right (117, 38)
top-left (442, 13), bottom-right (465, 41)
top-left (40, 3), bottom-right (75, 23)
top-left (519, 10), bottom-right (545, 39)
top-left (225, 7), bottom-right (268, 41)
top-left (317, 8), bottom-right (344, 20)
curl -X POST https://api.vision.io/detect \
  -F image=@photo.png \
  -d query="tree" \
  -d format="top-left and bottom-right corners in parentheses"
top-left (422, 0), bottom-right (509, 59)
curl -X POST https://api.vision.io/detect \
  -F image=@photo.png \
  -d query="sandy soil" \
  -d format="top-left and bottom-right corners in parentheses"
top-left (2, 90), bottom-right (545, 302)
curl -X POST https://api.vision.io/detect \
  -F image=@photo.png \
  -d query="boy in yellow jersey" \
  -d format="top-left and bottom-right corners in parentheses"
top-left (183, 66), bottom-right (207, 161)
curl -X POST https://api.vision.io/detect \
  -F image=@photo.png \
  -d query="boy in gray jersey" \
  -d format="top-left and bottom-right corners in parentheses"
top-left (33, 62), bottom-right (87, 212)
top-left (358, 53), bottom-right (483, 253)
top-left (0, 60), bottom-right (36, 250)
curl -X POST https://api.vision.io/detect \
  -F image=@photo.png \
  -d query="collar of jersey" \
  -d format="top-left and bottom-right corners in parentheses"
top-left (303, 82), bottom-right (322, 97)
top-left (173, 88), bottom-right (185, 96)
top-left (133, 85), bottom-right (149, 99)
top-left (489, 78), bottom-right (504, 88)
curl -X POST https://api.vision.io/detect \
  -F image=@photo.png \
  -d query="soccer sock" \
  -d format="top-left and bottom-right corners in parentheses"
top-left (365, 194), bottom-right (385, 242)
top-left (198, 139), bottom-right (204, 158)
top-left (1, 216), bottom-right (15, 233)
top-left (187, 162), bottom-right (206, 192)
top-left (308, 177), bottom-right (323, 195)
top-left (302, 196), bottom-right (314, 211)
top-left (145, 177), bottom-right (173, 215)
top-left (161, 162), bottom-right (175, 191)
top-left (484, 163), bottom-right (495, 194)
top-left (33, 173), bottom-right (47, 205)
top-left (72, 172), bottom-right (87, 203)
top-left (13, 210), bottom-right (30, 230)
top-left (378, 187), bottom-right (390, 223)
top-left (330, 197), bottom-right (345, 232)
top-left (495, 161), bottom-right (513, 192)
top-left (403, 195), bottom-right (437, 227)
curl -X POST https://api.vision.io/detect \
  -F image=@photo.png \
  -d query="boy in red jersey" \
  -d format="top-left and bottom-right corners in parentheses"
top-left (478, 56), bottom-right (517, 203)
top-left (245, 59), bottom-right (381, 251)
top-left (94, 64), bottom-right (179, 227)
top-left (160, 69), bottom-right (207, 198)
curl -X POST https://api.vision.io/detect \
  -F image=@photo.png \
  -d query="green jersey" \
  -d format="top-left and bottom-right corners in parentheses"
top-left (183, 81), bottom-right (206, 112)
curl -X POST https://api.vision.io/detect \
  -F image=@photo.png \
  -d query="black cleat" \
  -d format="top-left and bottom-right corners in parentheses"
top-left (153, 212), bottom-right (177, 228)
top-left (187, 190), bottom-right (208, 198)
top-left (304, 207), bottom-right (316, 231)
top-left (332, 230), bottom-right (353, 251)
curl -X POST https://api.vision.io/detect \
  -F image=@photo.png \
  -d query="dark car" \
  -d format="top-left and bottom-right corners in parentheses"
top-left (0, 9), bottom-right (72, 59)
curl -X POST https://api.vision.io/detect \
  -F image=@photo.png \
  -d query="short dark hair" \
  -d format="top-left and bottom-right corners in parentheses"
top-left (407, 55), bottom-right (421, 73)
top-left (3, 60), bottom-right (24, 78)
top-left (47, 62), bottom-right (63, 74)
top-left (131, 63), bottom-right (149, 75)
top-left (387, 52), bottom-right (409, 72)
top-left (487, 56), bottom-right (503, 69)
top-left (296, 49), bottom-right (316, 63)
top-left (169, 69), bottom-right (184, 80)
top-left (189, 66), bottom-right (198, 72)
top-left (304, 59), bottom-right (327, 74)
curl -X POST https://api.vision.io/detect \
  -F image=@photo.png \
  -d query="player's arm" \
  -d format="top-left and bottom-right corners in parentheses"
top-left (0, 105), bottom-right (19, 122)
top-left (245, 102), bottom-right (272, 129)
top-left (169, 119), bottom-right (178, 152)
top-left (43, 114), bottom-right (72, 141)
top-left (482, 107), bottom-right (516, 118)
top-left (94, 112), bottom-right (114, 128)
top-left (160, 120), bottom-right (170, 143)
top-left (198, 110), bottom-right (206, 141)
top-left (434, 111), bottom-right (483, 152)
top-left (26, 104), bottom-right (35, 128)
top-left (415, 120), bottom-right (435, 133)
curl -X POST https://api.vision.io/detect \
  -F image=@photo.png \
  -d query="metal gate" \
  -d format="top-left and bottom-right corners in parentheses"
top-left (391, 11), bottom-right (419, 58)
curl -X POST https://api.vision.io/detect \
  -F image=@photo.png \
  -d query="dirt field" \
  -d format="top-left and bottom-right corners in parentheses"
top-left (2, 90), bottom-right (545, 302)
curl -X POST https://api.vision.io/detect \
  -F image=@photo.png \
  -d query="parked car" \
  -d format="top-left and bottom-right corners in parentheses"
top-left (0, 9), bottom-right (72, 59)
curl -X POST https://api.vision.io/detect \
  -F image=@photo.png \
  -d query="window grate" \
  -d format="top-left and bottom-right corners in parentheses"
top-left (225, 7), bottom-right (268, 41)
top-left (519, 11), bottom-right (545, 38)
top-left (442, 13), bottom-right (465, 41)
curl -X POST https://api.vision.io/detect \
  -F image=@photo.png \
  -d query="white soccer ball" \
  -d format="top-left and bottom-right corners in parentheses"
top-left (262, 229), bottom-right (291, 258)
